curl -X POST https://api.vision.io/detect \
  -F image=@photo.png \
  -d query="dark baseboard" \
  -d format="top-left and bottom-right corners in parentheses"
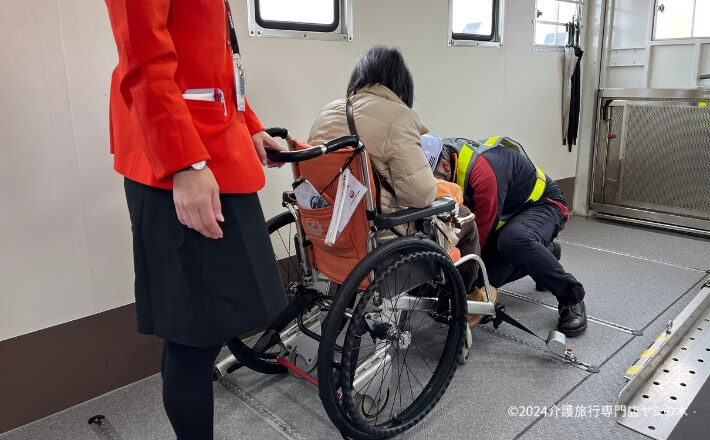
top-left (555, 177), bottom-right (575, 211)
top-left (0, 304), bottom-right (163, 434)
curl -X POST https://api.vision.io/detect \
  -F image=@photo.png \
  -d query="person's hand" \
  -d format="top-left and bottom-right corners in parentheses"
top-left (252, 130), bottom-right (286, 168)
top-left (173, 167), bottom-right (224, 239)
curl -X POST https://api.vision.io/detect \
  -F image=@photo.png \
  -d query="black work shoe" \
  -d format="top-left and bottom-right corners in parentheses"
top-left (557, 300), bottom-right (587, 337)
top-left (536, 241), bottom-right (562, 291)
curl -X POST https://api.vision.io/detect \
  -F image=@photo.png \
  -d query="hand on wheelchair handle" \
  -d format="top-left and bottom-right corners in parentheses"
top-left (252, 130), bottom-right (286, 168)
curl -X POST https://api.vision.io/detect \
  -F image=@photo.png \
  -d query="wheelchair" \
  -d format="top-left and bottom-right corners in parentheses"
top-left (214, 128), bottom-right (497, 439)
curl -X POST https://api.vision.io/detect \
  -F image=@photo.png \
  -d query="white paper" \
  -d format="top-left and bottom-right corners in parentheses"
top-left (293, 179), bottom-right (329, 209)
top-left (325, 168), bottom-right (366, 246)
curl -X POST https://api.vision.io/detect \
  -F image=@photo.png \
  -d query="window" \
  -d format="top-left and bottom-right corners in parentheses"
top-left (248, 0), bottom-right (352, 41)
top-left (533, 0), bottom-right (583, 50)
top-left (449, 0), bottom-right (503, 47)
top-left (654, 0), bottom-right (710, 40)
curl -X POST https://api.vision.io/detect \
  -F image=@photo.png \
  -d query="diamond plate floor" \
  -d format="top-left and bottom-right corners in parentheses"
top-left (1, 217), bottom-right (709, 440)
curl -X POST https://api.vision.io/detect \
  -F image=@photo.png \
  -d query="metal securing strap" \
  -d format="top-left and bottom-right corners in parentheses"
top-left (218, 376), bottom-right (307, 440)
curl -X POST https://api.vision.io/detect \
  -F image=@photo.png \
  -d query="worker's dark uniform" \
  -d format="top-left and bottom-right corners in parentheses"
top-left (446, 137), bottom-right (585, 305)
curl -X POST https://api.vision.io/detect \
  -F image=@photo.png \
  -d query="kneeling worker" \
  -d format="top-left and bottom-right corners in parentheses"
top-left (433, 136), bottom-right (587, 336)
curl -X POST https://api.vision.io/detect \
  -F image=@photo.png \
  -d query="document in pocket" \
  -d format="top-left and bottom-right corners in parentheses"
top-left (182, 88), bottom-right (226, 115)
top-left (293, 178), bottom-right (329, 209)
top-left (325, 168), bottom-right (366, 246)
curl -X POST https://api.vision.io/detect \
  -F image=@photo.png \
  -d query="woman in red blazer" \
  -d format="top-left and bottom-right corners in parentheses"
top-left (105, 1), bottom-right (287, 438)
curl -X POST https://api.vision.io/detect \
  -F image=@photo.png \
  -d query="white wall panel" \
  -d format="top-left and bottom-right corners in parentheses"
top-left (606, 66), bottom-right (645, 88)
top-left (648, 44), bottom-right (696, 88)
top-left (609, 0), bottom-right (651, 49)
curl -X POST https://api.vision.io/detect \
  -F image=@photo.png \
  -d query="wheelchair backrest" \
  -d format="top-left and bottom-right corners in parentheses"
top-left (290, 138), bottom-right (377, 288)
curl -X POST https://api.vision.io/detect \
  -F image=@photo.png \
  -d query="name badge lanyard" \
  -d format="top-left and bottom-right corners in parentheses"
top-left (224, 0), bottom-right (246, 111)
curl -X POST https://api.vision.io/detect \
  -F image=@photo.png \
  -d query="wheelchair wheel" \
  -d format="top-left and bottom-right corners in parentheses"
top-left (318, 236), bottom-right (466, 439)
top-left (227, 211), bottom-right (309, 375)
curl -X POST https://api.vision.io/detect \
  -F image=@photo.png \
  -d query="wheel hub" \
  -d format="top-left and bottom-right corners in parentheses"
top-left (398, 330), bottom-right (412, 349)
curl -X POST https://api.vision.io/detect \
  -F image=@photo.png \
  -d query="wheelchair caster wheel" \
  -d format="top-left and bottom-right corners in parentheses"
top-left (458, 326), bottom-right (473, 364)
top-left (354, 388), bottom-right (390, 422)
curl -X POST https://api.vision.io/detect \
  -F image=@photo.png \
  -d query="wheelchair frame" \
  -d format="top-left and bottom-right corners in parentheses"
top-left (214, 128), bottom-right (497, 439)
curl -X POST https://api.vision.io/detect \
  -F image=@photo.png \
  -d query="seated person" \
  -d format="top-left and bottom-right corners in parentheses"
top-left (307, 45), bottom-right (480, 293)
top-left (433, 136), bottom-right (587, 337)
top-left (308, 45), bottom-right (436, 217)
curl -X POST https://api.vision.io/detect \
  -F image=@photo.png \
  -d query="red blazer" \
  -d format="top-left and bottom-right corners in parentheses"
top-left (106, 0), bottom-right (265, 193)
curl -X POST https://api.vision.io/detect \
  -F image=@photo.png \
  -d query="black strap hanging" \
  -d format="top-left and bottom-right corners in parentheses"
top-left (224, 0), bottom-right (240, 55)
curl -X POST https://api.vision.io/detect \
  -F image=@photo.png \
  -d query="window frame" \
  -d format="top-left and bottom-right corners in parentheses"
top-left (652, 0), bottom-right (708, 41)
top-left (247, 0), bottom-right (353, 42)
top-left (532, 0), bottom-right (584, 52)
top-left (448, 0), bottom-right (505, 48)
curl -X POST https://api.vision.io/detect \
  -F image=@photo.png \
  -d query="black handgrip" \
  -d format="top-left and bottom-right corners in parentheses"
top-left (266, 146), bottom-right (324, 163)
top-left (265, 135), bottom-right (362, 163)
top-left (266, 127), bottom-right (288, 139)
top-left (324, 135), bottom-right (361, 153)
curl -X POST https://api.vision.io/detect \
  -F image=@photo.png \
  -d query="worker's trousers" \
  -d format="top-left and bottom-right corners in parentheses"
top-left (480, 201), bottom-right (585, 305)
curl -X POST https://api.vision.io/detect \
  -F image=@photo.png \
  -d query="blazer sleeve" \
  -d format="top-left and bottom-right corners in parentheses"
top-left (244, 99), bottom-right (265, 136)
top-left (108, 0), bottom-right (210, 179)
top-left (384, 109), bottom-right (437, 208)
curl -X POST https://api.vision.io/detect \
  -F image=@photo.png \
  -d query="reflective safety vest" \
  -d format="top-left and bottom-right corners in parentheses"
top-left (441, 136), bottom-right (547, 230)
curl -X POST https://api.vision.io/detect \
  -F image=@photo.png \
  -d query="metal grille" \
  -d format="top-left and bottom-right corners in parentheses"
top-left (592, 93), bottom-right (710, 231)
top-left (618, 105), bottom-right (710, 218)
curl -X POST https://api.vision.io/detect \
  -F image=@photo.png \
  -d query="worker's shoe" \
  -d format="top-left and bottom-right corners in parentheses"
top-left (557, 300), bottom-right (587, 337)
top-left (536, 241), bottom-right (562, 291)
top-left (467, 286), bottom-right (498, 328)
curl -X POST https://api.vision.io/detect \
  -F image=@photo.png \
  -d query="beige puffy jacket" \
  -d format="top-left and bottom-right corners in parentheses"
top-left (307, 84), bottom-right (437, 215)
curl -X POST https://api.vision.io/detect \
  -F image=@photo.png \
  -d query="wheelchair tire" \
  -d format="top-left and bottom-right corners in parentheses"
top-left (317, 236), bottom-right (466, 439)
top-left (226, 211), bottom-right (306, 375)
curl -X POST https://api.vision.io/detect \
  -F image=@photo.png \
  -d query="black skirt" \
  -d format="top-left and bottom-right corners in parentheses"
top-left (124, 178), bottom-right (288, 347)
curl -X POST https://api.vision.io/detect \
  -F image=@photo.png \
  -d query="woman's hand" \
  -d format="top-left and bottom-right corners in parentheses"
top-left (252, 130), bottom-right (286, 168)
top-left (173, 167), bottom-right (224, 239)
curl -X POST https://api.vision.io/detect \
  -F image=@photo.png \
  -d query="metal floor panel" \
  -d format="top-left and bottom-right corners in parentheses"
top-left (399, 327), bottom-right (590, 440)
top-left (559, 217), bottom-right (710, 272)
top-left (518, 278), bottom-right (706, 440)
top-left (504, 243), bottom-right (705, 331)
top-left (2, 219), bottom-right (709, 440)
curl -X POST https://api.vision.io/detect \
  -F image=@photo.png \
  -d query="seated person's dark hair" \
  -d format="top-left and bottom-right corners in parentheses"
top-left (346, 45), bottom-right (414, 108)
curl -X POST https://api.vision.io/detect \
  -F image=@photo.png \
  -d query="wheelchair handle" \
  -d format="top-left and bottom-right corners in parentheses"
top-left (265, 127), bottom-right (288, 139)
top-left (266, 135), bottom-right (362, 163)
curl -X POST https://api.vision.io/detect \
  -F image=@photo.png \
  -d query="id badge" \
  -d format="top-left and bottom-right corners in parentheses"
top-left (233, 54), bottom-right (246, 112)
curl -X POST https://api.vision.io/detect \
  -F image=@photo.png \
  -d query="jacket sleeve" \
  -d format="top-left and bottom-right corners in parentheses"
top-left (244, 99), bottom-right (265, 135)
top-left (470, 157), bottom-right (498, 247)
top-left (108, 0), bottom-right (210, 179)
top-left (384, 109), bottom-right (437, 208)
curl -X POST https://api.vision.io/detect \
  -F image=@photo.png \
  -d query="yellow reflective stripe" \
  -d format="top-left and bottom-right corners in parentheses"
top-left (456, 144), bottom-right (474, 191)
top-left (640, 348), bottom-right (659, 358)
top-left (526, 167), bottom-right (546, 202)
top-left (626, 365), bottom-right (644, 376)
top-left (484, 136), bottom-right (499, 146)
top-left (496, 220), bottom-right (506, 230)
top-left (654, 335), bottom-right (670, 343)
top-left (699, 102), bottom-right (707, 108)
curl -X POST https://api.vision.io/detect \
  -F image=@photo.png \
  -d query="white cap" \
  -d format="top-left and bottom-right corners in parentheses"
top-left (421, 134), bottom-right (443, 171)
